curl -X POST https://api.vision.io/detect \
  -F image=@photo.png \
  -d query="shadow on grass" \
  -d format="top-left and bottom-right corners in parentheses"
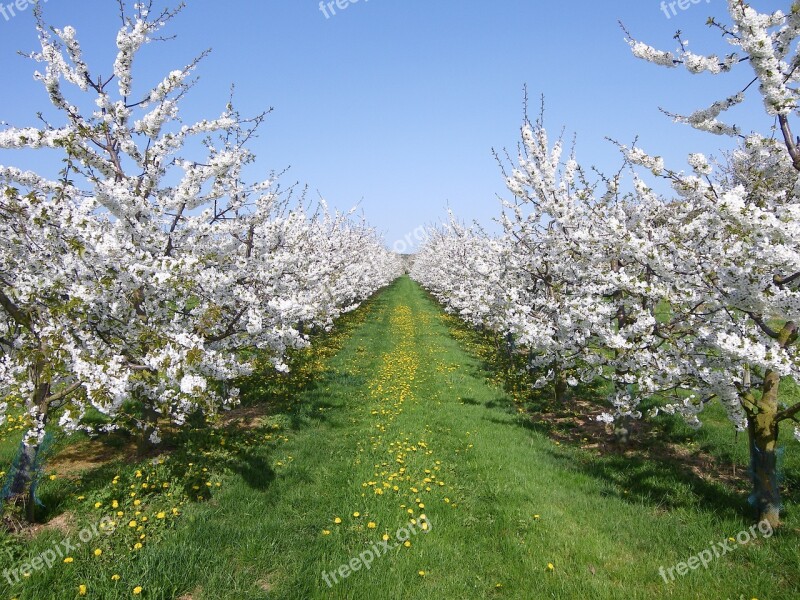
top-left (21, 284), bottom-right (387, 529)
top-left (478, 408), bottom-right (753, 522)
top-left (424, 287), bottom-right (781, 526)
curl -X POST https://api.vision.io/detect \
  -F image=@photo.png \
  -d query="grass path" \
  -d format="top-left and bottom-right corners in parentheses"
top-left (2, 276), bottom-right (798, 599)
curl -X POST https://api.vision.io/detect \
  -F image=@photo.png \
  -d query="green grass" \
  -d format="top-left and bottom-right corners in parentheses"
top-left (0, 276), bottom-right (798, 599)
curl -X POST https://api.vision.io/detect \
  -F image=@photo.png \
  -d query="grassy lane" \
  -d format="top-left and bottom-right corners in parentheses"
top-left (3, 276), bottom-right (798, 599)
top-left (160, 276), bottom-right (798, 599)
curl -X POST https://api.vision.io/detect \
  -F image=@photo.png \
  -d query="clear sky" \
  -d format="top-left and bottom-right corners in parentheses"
top-left (0, 0), bottom-right (775, 251)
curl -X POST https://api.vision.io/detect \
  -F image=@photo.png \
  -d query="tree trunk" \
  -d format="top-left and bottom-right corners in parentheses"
top-left (747, 369), bottom-right (781, 529)
top-left (553, 365), bottom-right (569, 404)
top-left (5, 441), bottom-right (39, 523)
top-left (137, 400), bottom-right (160, 456)
top-left (9, 380), bottom-right (50, 523)
top-left (505, 332), bottom-right (516, 359)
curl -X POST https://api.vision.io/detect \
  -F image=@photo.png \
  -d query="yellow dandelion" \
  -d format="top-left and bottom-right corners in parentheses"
top-left (133, 586), bottom-right (143, 595)
top-left (334, 517), bottom-right (342, 524)
top-left (547, 563), bottom-right (555, 571)
top-left (418, 570), bottom-right (426, 577)
top-left (93, 548), bottom-right (102, 557)
top-left (63, 557), bottom-right (74, 564)
top-left (322, 529), bottom-right (331, 535)
top-left (367, 522), bottom-right (377, 529)
top-left (78, 584), bottom-right (87, 596)
top-left (404, 540), bottom-right (412, 547)
top-left (352, 511), bottom-right (360, 517)
top-left (111, 574), bottom-right (121, 581)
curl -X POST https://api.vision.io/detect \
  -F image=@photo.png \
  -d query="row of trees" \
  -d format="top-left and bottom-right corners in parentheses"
top-left (0, 2), bottom-right (402, 520)
top-left (412, 0), bottom-right (800, 528)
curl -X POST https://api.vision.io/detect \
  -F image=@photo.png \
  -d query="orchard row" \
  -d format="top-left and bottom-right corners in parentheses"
top-left (412, 1), bottom-right (800, 528)
top-left (0, 3), bottom-right (402, 518)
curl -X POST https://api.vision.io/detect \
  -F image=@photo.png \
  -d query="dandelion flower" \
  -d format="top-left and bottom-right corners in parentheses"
top-left (133, 586), bottom-right (143, 595)
top-left (78, 584), bottom-right (87, 596)
top-left (93, 548), bottom-right (102, 557)
top-left (63, 557), bottom-right (74, 564)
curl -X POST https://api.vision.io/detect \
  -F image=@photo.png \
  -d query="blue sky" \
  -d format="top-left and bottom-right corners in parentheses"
top-left (0, 0), bottom-right (774, 251)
